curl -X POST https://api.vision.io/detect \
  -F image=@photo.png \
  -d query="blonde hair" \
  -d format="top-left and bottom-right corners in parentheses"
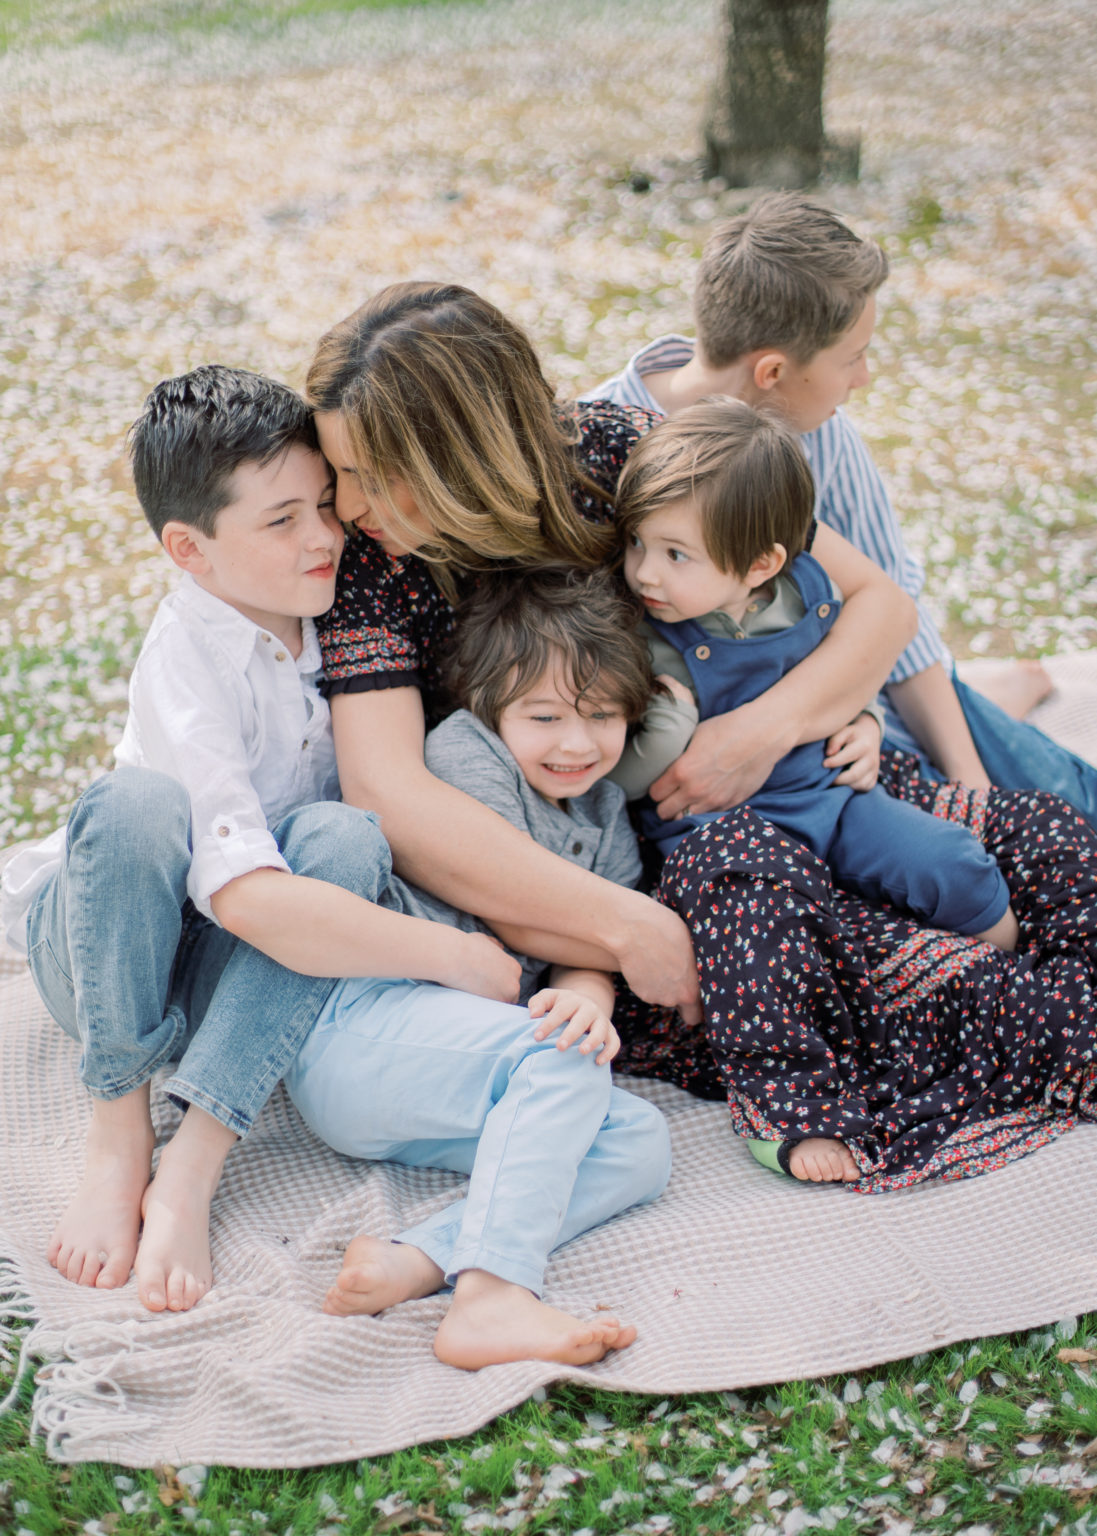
top-left (616, 397), bottom-right (815, 577)
top-left (306, 283), bottom-right (613, 597)
top-left (695, 192), bottom-right (888, 367)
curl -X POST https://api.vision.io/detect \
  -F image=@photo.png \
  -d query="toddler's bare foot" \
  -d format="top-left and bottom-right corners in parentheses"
top-left (434, 1270), bottom-right (637, 1371)
top-left (134, 1107), bottom-right (236, 1313)
top-left (47, 1088), bottom-right (154, 1290)
top-left (788, 1138), bottom-right (860, 1184)
top-left (956, 657), bottom-right (1053, 720)
top-left (324, 1236), bottom-right (445, 1316)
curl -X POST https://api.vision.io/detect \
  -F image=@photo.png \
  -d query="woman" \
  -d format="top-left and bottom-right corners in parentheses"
top-left (306, 281), bottom-right (912, 1024)
top-left (306, 280), bottom-right (1097, 1189)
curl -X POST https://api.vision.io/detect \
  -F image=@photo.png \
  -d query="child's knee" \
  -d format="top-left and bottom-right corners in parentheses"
top-left (276, 801), bottom-right (392, 899)
top-left (611, 1090), bottom-right (672, 1204)
top-left (71, 768), bottom-right (190, 865)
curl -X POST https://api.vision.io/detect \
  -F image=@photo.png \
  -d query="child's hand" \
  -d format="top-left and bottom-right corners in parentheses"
top-left (656, 673), bottom-right (696, 707)
top-left (823, 711), bottom-right (881, 792)
top-left (527, 988), bottom-right (620, 1066)
top-left (452, 933), bottom-right (523, 1004)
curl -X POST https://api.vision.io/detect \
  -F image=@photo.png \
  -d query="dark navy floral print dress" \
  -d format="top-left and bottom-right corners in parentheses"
top-left (616, 751), bottom-right (1097, 1191)
top-left (319, 399), bottom-right (1097, 1192)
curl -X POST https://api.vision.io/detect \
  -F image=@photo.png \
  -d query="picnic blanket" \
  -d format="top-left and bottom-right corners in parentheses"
top-left (3, 652), bottom-right (1097, 1467)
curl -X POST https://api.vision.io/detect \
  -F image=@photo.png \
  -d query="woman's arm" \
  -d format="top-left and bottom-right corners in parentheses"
top-left (647, 524), bottom-right (918, 820)
top-left (331, 686), bottom-right (701, 1020)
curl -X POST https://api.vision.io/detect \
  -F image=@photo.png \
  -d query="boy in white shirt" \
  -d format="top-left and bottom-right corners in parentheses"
top-left (0, 369), bottom-right (520, 1316)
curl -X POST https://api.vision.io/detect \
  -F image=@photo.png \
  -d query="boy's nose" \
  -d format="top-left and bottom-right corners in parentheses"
top-left (560, 719), bottom-right (595, 753)
top-left (633, 552), bottom-right (657, 587)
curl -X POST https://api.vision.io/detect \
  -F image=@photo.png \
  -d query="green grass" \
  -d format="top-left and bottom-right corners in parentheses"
top-left (5, 1317), bottom-right (1097, 1532)
top-left (0, 0), bottom-right (485, 54)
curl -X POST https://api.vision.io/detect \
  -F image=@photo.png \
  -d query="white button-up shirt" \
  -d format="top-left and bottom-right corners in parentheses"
top-left (1, 575), bottom-right (340, 955)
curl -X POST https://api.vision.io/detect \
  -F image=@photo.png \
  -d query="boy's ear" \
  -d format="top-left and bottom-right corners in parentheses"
top-left (746, 543), bottom-right (786, 588)
top-left (750, 350), bottom-right (791, 394)
top-left (161, 520), bottom-right (212, 575)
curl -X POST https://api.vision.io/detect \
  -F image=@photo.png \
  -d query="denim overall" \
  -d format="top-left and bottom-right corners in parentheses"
top-left (640, 553), bottom-right (1010, 936)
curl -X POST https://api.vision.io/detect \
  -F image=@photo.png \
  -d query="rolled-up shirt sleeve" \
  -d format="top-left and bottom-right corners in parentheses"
top-left (120, 627), bottom-right (290, 922)
top-left (807, 412), bottom-right (950, 685)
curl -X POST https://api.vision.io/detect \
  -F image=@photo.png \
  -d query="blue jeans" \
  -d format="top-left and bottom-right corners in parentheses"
top-left (285, 977), bottom-right (672, 1295)
top-left (26, 766), bottom-right (392, 1136)
top-left (954, 678), bottom-right (1097, 831)
top-left (883, 673), bottom-right (1097, 832)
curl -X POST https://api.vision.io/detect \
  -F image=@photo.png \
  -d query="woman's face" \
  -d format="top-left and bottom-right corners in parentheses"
top-left (314, 411), bottom-right (432, 558)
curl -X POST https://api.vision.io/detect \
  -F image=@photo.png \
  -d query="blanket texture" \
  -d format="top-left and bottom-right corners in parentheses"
top-left (3, 654), bottom-right (1097, 1466)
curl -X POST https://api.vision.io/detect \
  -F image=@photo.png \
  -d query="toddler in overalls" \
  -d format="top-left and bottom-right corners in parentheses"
top-left (611, 396), bottom-right (1019, 955)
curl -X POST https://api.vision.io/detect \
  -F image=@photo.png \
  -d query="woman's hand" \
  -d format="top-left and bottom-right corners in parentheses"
top-left (649, 700), bottom-right (792, 819)
top-left (528, 988), bottom-right (620, 1066)
top-left (823, 711), bottom-right (882, 792)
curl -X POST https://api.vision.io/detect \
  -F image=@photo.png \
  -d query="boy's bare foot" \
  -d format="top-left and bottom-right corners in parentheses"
top-left (134, 1106), bottom-right (236, 1313)
top-left (434, 1270), bottom-right (637, 1371)
top-left (788, 1138), bottom-right (860, 1184)
top-left (956, 657), bottom-right (1053, 720)
top-left (47, 1087), bottom-right (154, 1291)
top-left (324, 1235), bottom-right (445, 1316)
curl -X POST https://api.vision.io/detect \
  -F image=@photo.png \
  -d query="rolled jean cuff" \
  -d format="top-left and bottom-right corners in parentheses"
top-left (82, 1011), bottom-right (189, 1100)
top-left (159, 1075), bottom-right (252, 1138)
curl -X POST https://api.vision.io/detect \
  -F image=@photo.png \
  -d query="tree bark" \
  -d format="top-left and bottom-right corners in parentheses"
top-left (704, 0), bottom-right (854, 188)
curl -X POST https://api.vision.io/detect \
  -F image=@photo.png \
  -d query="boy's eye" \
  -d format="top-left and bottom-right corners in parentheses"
top-left (667, 548), bottom-right (688, 563)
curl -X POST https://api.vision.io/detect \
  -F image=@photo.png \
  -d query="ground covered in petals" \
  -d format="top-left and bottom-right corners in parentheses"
top-left (0, 0), bottom-right (1095, 844)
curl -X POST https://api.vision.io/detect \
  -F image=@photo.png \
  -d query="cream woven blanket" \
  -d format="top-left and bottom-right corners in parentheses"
top-left (3, 654), bottom-right (1097, 1467)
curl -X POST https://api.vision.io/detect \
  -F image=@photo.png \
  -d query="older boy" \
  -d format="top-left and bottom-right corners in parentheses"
top-left (0, 369), bottom-right (520, 1316)
top-left (582, 192), bottom-right (1097, 829)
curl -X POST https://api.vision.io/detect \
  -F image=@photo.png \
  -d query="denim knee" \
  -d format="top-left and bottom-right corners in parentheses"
top-left (71, 766), bottom-right (191, 863)
top-left (275, 801), bottom-right (391, 901)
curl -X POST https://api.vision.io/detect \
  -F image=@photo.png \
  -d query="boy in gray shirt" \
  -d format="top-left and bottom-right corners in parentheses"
top-left (380, 566), bottom-right (652, 1007)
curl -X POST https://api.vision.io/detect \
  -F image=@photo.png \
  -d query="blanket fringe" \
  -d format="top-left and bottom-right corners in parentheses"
top-left (2, 1257), bottom-right (147, 1457)
top-left (30, 1324), bottom-right (153, 1461)
top-left (0, 1255), bottom-right (38, 1416)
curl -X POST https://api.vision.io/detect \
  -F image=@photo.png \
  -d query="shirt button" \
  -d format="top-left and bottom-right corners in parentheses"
top-left (301, 739), bottom-right (309, 751)
top-left (571, 840), bottom-right (583, 856)
top-left (695, 645), bottom-right (711, 661)
top-left (817, 603), bottom-right (831, 618)
top-left (260, 633), bottom-right (271, 643)
top-left (217, 825), bottom-right (230, 837)
top-left (274, 650), bottom-right (287, 662)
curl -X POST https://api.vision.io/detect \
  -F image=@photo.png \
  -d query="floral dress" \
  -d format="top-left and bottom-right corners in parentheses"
top-left (616, 751), bottom-right (1097, 1192)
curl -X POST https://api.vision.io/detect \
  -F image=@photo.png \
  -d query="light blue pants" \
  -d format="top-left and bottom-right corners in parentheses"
top-left (26, 766), bottom-right (393, 1136)
top-left (285, 977), bottom-right (672, 1295)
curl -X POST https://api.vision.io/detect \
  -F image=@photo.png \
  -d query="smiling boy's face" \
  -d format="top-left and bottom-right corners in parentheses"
top-left (496, 661), bottom-right (630, 808)
top-left (179, 446), bottom-right (343, 647)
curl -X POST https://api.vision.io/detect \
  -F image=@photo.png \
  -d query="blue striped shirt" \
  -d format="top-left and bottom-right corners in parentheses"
top-left (579, 335), bottom-right (949, 697)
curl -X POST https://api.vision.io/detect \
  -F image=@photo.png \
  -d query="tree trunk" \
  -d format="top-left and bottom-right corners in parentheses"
top-left (704, 0), bottom-right (855, 189)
